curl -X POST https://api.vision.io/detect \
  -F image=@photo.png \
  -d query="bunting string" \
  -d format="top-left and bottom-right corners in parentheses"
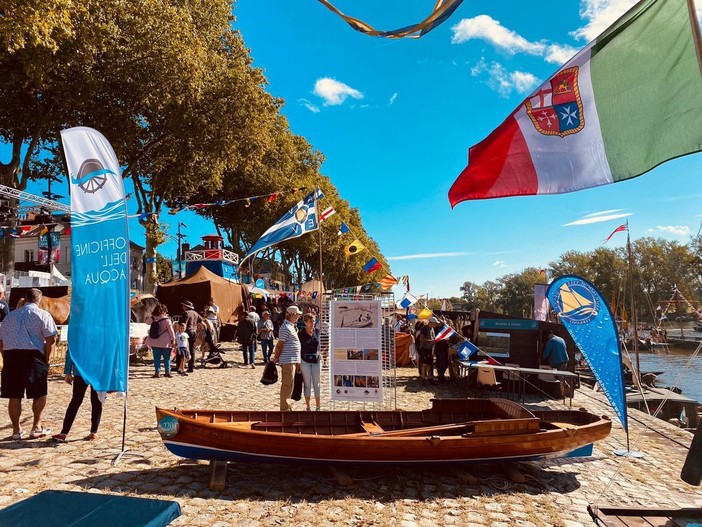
top-left (168, 187), bottom-right (307, 215)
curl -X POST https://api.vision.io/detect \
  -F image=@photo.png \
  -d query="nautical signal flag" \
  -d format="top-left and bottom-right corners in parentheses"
top-left (320, 206), bottom-right (336, 221)
top-left (603, 224), bottom-right (627, 243)
top-left (397, 292), bottom-right (418, 309)
top-left (448, 0), bottom-right (702, 206)
top-left (345, 239), bottom-right (365, 256)
top-left (363, 257), bottom-right (382, 273)
top-left (435, 325), bottom-right (456, 341)
top-left (338, 222), bottom-right (350, 236)
top-left (378, 274), bottom-right (398, 290)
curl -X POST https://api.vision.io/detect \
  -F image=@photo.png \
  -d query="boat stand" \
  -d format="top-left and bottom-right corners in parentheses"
top-left (208, 461), bottom-right (228, 491)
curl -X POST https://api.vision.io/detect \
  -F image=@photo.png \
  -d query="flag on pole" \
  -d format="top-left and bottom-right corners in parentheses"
top-left (345, 239), bottom-right (365, 256)
top-left (603, 224), bottom-right (627, 243)
top-left (338, 222), bottom-right (350, 235)
top-left (435, 325), bottom-right (456, 341)
top-left (547, 275), bottom-right (628, 432)
top-left (62, 126), bottom-right (130, 392)
top-left (397, 292), bottom-right (418, 309)
top-left (378, 274), bottom-right (399, 290)
top-left (363, 257), bottom-right (382, 273)
top-left (243, 188), bottom-right (324, 263)
top-left (320, 206), bottom-right (336, 221)
top-left (401, 275), bottom-right (410, 291)
top-left (449, 0), bottom-right (702, 206)
top-left (456, 340), bottom-right (479, 360)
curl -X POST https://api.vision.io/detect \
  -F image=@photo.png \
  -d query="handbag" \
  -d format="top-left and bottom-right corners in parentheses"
top-left (291, 370), bottom-right (303, 401)
top-left (260, 361), bottom-right (278, 385)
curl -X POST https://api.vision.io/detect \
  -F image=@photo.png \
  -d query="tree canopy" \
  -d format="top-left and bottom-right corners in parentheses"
top-left (0, 1), bottom-right (386, 288)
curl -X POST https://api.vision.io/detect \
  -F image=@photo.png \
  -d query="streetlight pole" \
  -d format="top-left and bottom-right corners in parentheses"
top-left (177, 222), bottom-right (187, 278)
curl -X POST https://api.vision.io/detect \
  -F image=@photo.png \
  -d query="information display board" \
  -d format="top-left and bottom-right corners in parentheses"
top-left (329, 300), bottom-right (383, 402)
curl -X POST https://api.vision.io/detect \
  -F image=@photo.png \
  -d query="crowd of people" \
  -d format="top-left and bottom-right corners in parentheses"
top-left (1, 286), bottom-right (584, 444)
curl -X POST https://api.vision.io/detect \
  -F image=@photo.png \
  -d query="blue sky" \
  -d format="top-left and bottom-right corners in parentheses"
top-left (18, 0), bottom-right (702, 298)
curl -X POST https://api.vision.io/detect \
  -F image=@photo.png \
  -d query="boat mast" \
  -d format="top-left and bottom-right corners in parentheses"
top-left (626, 221), bottom-right (640, 383)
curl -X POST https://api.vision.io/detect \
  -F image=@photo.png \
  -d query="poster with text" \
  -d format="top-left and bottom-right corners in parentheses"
top-left (330, 300), bottom-right (383, 402)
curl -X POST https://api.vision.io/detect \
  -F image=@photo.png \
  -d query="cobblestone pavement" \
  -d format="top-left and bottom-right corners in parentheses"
top-left (1, 342), bottom-right (701, 526)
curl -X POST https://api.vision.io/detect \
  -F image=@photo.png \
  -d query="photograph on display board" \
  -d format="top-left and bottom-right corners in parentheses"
top-left (332, 302), bottom-right (379, 329)
top-left (346, 348), bottom-right (363, 360)
top-left (362, 349), bottom-right (378, 360)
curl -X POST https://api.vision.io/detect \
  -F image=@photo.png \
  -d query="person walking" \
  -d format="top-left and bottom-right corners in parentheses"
top-left (51, 348), bottom-right (103, 442)
top-left (145, 304), bottom-right (176, 378)
top-left (238, 312), bottom-right (257, 367)
top-left (298, 312), bottom-right (321, 411)
top-left (418, 317), bottom-right (440, 385)
top-left (257, 310), bottom-right (275, 363)
top-left (0, 288), bottom-right (58, 440)
top-left (272, 305), bottom-right (302, 411)
top-left (181, 301), bottom-right (202, 373)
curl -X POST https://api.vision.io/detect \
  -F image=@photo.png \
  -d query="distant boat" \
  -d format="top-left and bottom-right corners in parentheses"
top-left (156, 398), bottom-right (611, 465)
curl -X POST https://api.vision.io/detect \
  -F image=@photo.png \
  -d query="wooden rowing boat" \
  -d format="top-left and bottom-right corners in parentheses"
top-left (156, 398), bottom-right (611, 465)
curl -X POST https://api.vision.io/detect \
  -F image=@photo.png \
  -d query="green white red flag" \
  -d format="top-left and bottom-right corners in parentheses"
top-left (449, 0), bottom-right (702, 206)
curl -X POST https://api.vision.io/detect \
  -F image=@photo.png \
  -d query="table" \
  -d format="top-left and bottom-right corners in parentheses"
top-left (458, 361), bottom-right (579, 406)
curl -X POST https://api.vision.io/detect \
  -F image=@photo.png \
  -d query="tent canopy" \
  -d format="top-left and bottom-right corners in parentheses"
top-left (156, 266), bottom-right (249, 324)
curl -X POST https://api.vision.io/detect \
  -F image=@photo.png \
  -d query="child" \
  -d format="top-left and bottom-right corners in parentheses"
top-left (175, 322), bottom-right (190, 376)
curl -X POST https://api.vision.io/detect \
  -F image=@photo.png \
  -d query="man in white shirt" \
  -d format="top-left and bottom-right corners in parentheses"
top-left (0, 288), bottom-right (58, 440)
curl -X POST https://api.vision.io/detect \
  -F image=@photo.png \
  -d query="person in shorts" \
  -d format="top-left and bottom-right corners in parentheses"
top-left (174, 322), bottom-right (190, 376)
top-left (0, 288), bottom-right (58, 440)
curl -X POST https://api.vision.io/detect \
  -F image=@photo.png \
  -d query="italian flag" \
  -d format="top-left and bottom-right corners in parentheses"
top-left (449, 0), bottom-right (702, 206)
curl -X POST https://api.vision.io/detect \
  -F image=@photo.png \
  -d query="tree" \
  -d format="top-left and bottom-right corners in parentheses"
top-left (155, 254), bottom-right (173, 284)
top-left (460, 281), bottom-right (479, 308)
top-left (1, 1), bottom-right (279, 291)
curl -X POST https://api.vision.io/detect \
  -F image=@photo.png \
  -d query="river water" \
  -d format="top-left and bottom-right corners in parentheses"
top-left (636, 343), bottom-right (702, 404)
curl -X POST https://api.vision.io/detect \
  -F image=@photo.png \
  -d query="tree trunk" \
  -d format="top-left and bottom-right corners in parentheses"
top-left (142, 220), bottom-right (163, 293)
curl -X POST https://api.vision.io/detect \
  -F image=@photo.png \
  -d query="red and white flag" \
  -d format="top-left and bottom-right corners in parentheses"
top-left (603, 224), bottom-right (627, 243)
top-left (320, 206), bottom-right (336, 221)
top-left (435, 325), bottom-right (456, 341)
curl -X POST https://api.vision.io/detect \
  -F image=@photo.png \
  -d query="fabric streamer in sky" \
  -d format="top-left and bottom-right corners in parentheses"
top-left (449, 0), bottom-right (702, 206)
top-left (317, 0), bottom-right (464, 39)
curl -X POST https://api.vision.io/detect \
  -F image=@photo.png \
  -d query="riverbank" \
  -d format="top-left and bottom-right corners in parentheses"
top-left (1, 342), bottom-right (701, 527)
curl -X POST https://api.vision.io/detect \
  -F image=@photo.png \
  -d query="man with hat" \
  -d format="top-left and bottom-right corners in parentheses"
top-left (418, 317), bottom-right (440, 385)
top-left (181, 301), bottom-right (202, 373)
top-left (0, 284), bottom-right (9, 323)
top-left (272, 305), bottom-right (302, 411)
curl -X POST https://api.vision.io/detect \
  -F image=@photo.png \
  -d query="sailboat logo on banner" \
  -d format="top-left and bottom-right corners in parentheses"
top-left (554, 280), bottom-right (598, 324)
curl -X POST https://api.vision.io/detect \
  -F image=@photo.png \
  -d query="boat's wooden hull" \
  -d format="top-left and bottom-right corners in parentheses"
top-left (156, 399), bottom-right (611, 465)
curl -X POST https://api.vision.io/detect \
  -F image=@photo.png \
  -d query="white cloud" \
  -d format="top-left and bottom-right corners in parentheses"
top-left (492, 260), bottom-right (508, 268)
top-left (563, 210), bottom-right (633, 226)
top-left (471, 58), bottom-right (538, 97)
top-left (651, 225), bottom-right (691, 236)
top-left (298, 98), bottom-right (320, 114)
top-left (571, 0), bottom-right (636, 42)
top-left (452, 15), bottom-right (544, 54)
top-left (313, 77), bottom-right (364, 106)
top-left (389, 92), bottom-right (398, 105)
top-left (545, 43), bottom-right (579, 65)
top-left (387, 252), bottom-right (473, 261)
top-left (452, 15), bottom-right (580, 65)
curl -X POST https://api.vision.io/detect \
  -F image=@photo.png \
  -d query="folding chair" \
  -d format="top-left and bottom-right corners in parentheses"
top-left (476, 367), bottom-right (502, 396)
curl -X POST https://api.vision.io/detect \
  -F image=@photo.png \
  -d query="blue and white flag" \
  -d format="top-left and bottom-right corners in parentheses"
top-left (547, 275), bottom-right (627, 432)
top-left (62, 127), bottom-right (130, 392)
top-left (243, 188), bottom-right (324, 263)
top-left (397, 292), bottom-right (418, 309)
top-left (456, 340), bottom-right (478, 360)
